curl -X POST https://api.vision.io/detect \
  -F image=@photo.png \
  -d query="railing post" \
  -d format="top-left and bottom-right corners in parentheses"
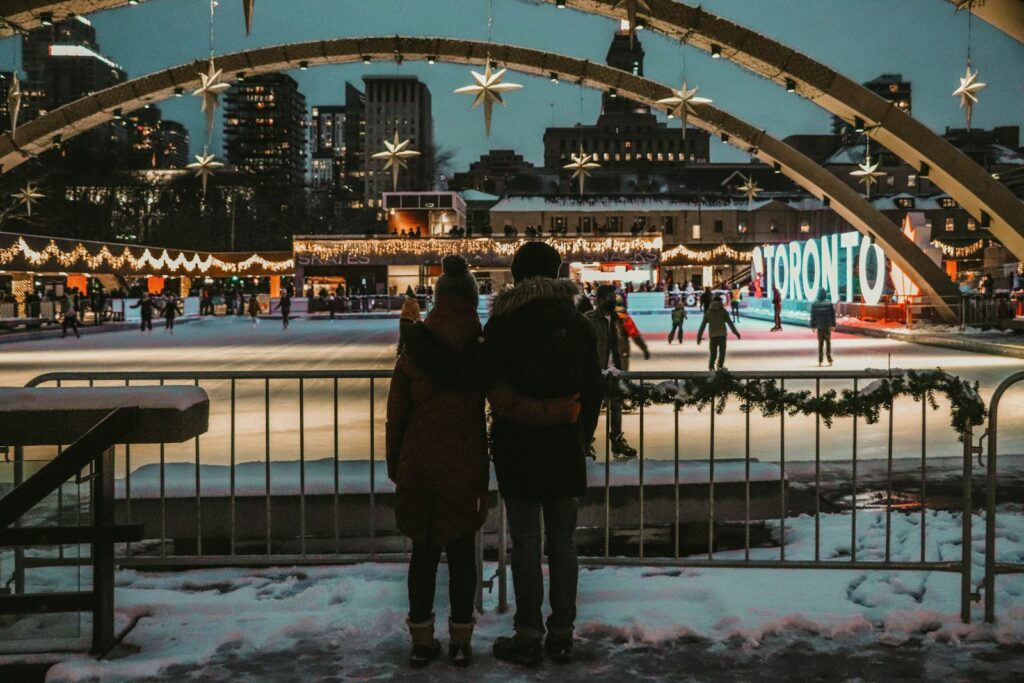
top-left (497, 494), bottom-right (508, 614)
top-left (960, 424), bottom-right (973, 624)
top-left (13, 445), bottom-right (25, 596)
top-left (91, 445), bottom-right (116, 654)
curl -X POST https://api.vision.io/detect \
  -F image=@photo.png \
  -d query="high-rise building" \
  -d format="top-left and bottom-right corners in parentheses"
top-left (21, 15), bottom-right (126, 119)
top-left (224, 73), bottom-right (308, 186)
top-left (543, 26), bottom-right (710, 172)
top-left (0, 72), bottom-right (11, 133)
top-left (362, 75), bottom-right (434, 209)
top-left (309, 105), bottom-right (347, 191)
top-left (832, 74), bottom-right (911, 141)
top-left (123, 105), bottom-right (189, 169)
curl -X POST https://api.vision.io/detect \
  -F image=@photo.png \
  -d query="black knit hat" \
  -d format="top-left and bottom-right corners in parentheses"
top-left (511, 242), bottom-right (562, 282)
top-left (435, 255), bottom-right (479, 308)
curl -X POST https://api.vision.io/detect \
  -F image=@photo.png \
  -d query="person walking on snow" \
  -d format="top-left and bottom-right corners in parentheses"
top-left (484, 242), bottom-right (603, 666)
top-left (771, 286), bottom-right (784, 331)
top-left (809, 287), bottom-right (837, 366)
top-left (387, 255), bottom-right (581, 669)
top-left (668, 299), bottom-right (687, 344)
top-left (247, 294), bottom-right (261, 326)
top-left (131, 292), bottom-right (155, 333)
top-left (272, 290), bottom-right (292, 330)
top-left (697, 298), bottom-right (741, 372)
top-left (584, 285), bottom-right (650, 460)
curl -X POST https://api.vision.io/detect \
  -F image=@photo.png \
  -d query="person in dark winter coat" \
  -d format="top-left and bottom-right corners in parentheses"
top-left (162, 292), bottom-right (181, 334)
top-left (697, 299), bottom-right (741, 371)
top-left (809, 288), bottom-right (837, 366)
top-left (61, 295), bottom-right (80, 338)
top-left (387, 255), bottom-right (580, 670)
top-left (584, 286), bottom-right (650, 460)
top-left (397, 295), bottom-right (421, 356)
top-left (131, 293), bottom-right (155, 333)
top-left (668, 300), bottom-right (687, 344)
top-left (699, 286), bottom-right (712, 312)
top-left (247, 294), bottom-right (261, 326)
top-left (484, 242), bottom-right (603, 666)
top-left (273, 290), bottom-right (292, 330)
top-left (771, 286), bottom-right (784, 331)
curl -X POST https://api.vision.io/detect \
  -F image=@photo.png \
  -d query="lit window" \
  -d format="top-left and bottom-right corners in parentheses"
top-left (967, 219), bottom-right (977, 231)
top-left (691, 224), bottom-right (701, 240)
top-left (908, 174), bottom-right (916, 188)
top-left (945, 217), bottom-right (955, 232)
top-left (800, 222), bottom-right (810, 233)
top-left (738, 223), bottom-right (748, 234)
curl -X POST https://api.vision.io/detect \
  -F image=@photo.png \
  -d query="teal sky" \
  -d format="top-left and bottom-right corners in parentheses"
top-left (2, 0), bottom-right (1022, 168)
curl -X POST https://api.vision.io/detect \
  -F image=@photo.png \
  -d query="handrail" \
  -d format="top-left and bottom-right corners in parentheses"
top-left (0, 407), bottom-right (139, 528)
top-left (983, 369), bottom-right (1024, 623)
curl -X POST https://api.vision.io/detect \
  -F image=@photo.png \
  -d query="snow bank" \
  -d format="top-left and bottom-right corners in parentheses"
top-left (33, 509), bottom-right (1024, 681)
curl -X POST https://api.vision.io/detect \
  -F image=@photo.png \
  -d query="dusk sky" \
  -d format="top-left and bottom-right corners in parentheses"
top-left (2, 0), bottom-right (1022, 169)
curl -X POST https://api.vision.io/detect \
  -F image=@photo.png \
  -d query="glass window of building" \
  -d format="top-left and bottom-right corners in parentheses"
top-left (967, 219), bottom-right (977, 231)
top-left (945, 217), bottom-right (955, 232)
top-left (692, 224), bottom-right (701, 240)
top-left (713, 219), bottom-right (724, 233)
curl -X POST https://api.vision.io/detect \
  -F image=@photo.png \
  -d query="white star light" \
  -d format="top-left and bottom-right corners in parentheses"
top-left (453, 62), bottom-right (523, 137)
top-left (192, 60), bottom-right (231, 135)
top-left (563, 146), bottom-right (601, 194)
top-left (187, 152), bottom-right (224, 195)
top-left (737, 175), bottom-right (762, 206)
top-left (850, 156), bottom-right (887, 199)
top-left (6, 72), bottom-right (21, 134)
top-left (11, 182), bottom-right (44, 217)
top-left (371, 131), bottom-right (422, 191)
top-left (613, 0), bottom-right (652, 45)
top-left (656, 81), bottom-right (712, 138)
top-left (952, 64), bottom-right (986, 129)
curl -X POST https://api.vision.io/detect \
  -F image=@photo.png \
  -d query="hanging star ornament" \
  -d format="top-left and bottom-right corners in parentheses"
top-left (737, 175), bottom-right (762, 207)
top-left (563, 146), bottom-right (601, 195)
top-left (612, 0), bottom-right (652, 46)
top-left (952, 63), bottom-right (986, 129)
top-left (453, 62), bottom-right (523, 137)
top-left (243, 0), bottom-right (255, 34)
top-left (372, 131), bottom-right (421, 191)
top-left (193, 59), bottom-right (231, 135)
top-left (11, 182), bottom-right (44, 217)
top-left (187, 151), bottom-right (224, 195)
top-left (656, 81), bottom-right (712, 139)
top-left (850, 156), bottom-right (887, 199)
top-left (6, 72), bottom-right (21, 134)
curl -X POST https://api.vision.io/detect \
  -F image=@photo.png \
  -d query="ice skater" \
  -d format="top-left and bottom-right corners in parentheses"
top-left (730, 282), bottom-right (742, 322)
top-left (248, 294), bottom-right (261, 326)
top-left (131, 292), bottom-right (154, 333)
top-left (273, 290), bottom-right (292, 330)
top-left (771, 286), bottom-right (783, 332)
top-left (809, 288), bottom-right (836, 366)
top-left (162, 291), bottom-right (181, 334)
top-left (696, 298), bottom-right (741, 372)
top-left (60, 295), bottom-right (80, 339)
top-left (667, 299), bottom-right (687, 344)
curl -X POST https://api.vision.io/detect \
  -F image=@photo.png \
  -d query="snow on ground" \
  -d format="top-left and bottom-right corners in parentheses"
top-left (31, 509), bottom-right (1024, 682)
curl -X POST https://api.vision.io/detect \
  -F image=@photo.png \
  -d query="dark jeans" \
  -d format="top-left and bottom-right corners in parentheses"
top-left (140, 316), bottom-right (152, 332)
top-left (407, 534), bottom-right (476, 625)
top-left (61, 316), bottom-right (79, 338)
top-left (668, 322), bottom-right (684, 343)
top-left (731, 301), bottom-right (740, 321)
top-left (773, 307), bottom-right (782, 330)
top-left (817, 328), bottom-right (832, 362)
top-left (708, 335), bottom-right (727, 370)
top-left (506, 497), bottom-right (579, 637)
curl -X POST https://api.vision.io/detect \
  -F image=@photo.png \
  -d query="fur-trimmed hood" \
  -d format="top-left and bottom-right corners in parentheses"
top-left (490, 277), bottom-right (580, 318)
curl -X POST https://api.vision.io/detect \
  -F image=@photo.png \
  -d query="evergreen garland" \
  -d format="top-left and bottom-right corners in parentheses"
top-left (613, 369), bottom-right (985, 441)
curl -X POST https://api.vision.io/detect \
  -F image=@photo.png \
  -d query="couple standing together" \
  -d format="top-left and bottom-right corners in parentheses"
top-left (386, 242), bottom-right (603, 668)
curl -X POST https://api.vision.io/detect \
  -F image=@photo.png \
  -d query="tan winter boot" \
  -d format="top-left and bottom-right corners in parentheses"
top-left (448, 619), bottom-right (475, 667)
top-left (407, 615), bottom-right (441, 669)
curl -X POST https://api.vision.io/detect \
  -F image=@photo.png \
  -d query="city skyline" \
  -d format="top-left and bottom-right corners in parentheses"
top-left (0, 0), bottom-right (1020, 170)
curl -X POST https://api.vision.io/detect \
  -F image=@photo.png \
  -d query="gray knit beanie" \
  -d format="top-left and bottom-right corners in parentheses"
top-left (435, 255), bottom-right (479, 308)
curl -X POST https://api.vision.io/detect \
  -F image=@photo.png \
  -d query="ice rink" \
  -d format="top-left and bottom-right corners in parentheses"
top-left (3, 313), bottom-right (1022, 473)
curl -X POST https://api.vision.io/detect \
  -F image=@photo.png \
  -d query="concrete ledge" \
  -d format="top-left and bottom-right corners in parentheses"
top-left (835, 323), bottom-right (1024, 360)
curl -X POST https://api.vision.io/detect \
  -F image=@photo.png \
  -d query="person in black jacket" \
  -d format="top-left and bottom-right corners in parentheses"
top-left (485, 242), bottom-right (603, 666)
top-left (130, 292), bottom-right (155, 333)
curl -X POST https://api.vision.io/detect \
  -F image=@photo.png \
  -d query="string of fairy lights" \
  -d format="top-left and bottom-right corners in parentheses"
top-left (660, 243), bottom-right (758, 264)
top-left (0, 236), bottom-right (293, 274)
top-left (293, 236), bottom-right (663, 261)
top-left (930, 238), bottom-right (986, 258)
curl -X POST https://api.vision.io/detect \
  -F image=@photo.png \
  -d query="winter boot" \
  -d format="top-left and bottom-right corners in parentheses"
top-left (586, 442), bottom-right (598, 461)
top-left (407, 615), bottom-right (441, 669)
top-left (448, 619), bottom-right (475, 667)
top-left (610, 433), bottom-right (637, 460)
top-left (544, 630), bottom-right (574, 664)
top-left (493, 632), bottom-right (543, 667)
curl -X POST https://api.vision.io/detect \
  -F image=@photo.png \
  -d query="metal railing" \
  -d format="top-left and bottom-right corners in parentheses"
top-left (983, 369), bottom-right (1024, 624)
top-left (15, 368), bottom-right (994, 625)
